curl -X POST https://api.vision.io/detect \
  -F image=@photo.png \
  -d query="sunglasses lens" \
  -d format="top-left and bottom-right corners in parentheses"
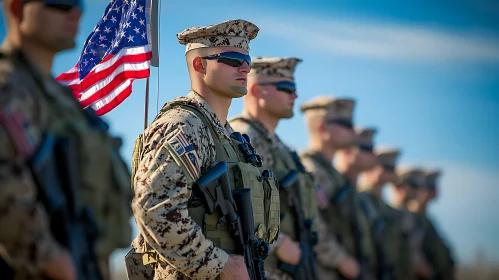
top-left (218, 57), bottom-right (244, 67)
top-left (277, 87), bottom-right (295, 94)
top-left (46, 3), bottom-right (74, 10)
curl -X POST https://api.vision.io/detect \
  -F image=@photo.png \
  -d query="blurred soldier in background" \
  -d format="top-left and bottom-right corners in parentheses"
top-left (0, 0), bottom-right (132, 279)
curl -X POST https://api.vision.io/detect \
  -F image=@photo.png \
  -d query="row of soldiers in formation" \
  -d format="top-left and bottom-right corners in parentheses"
top-left (0, 0), bottom-right (454, 279)
top-left (124, 18), bottom-right (456, 280)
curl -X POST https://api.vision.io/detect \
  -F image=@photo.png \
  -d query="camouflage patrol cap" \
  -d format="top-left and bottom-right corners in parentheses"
top-left (424, 169), bottom-right (442, 189)
top-left (249, 57), bottom-right (302, 79)
top-left (300, 96), bottom-right (355, 121)
top-left (176, 19), bottom-right (259, 53)
top-left (355, 127), bottom-right (376, 151)
top-left (396, 166), bottom-right (426, 188)
top-left (375, 146), bottom-right (401, 170)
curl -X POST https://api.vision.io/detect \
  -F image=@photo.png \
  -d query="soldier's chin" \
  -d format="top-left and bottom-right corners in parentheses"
top-left (281, 110), bottom-right (294, 119)
top-left (228, 86), bottom-right (247, 98)
top-left (54, 39), bottom-right (76, 52)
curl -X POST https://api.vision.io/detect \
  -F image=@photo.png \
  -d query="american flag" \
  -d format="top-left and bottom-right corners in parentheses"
top-left (56, 0), bottom-right (152, 116)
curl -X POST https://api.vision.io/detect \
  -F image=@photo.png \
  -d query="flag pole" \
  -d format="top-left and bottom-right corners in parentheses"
top-left (144, 77), bottom-right (150, 130)
top-left (144, 0), bottom-right (159, 131)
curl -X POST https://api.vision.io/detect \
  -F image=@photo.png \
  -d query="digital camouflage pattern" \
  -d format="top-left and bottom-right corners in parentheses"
top-left (176, 19), bottom-right (259, 53)
top-left (230, 112), bottom-right (319, 280)
top-left (300, 151), bottom-right (350, 280)
top-left (0, 50), bottom-right (131, 279)
top-left (248, 57), bottom-right (302, 79)
top-left (355, 127), bottom-right (376, 149)
top-left (300, 96), bottom-right (355, 121)
top-left (128, 91), bottom-right (239, 279)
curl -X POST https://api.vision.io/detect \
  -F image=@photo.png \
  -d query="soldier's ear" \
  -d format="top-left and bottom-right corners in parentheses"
top-left (192, 56), bottom-right (206, 75)
top-left (249, 83), bottom-right (260, 97)
top-left (2, 0), bottom-right (23, 22)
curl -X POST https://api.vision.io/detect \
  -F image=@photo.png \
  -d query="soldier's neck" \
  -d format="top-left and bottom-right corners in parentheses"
top-left (193, 86), bottom-right (231, 124)
top-left (308, 141), bottom-right (336, 162)
top-left (390, 194), bottom-right (406, 208)
top-left (360, 181), bottom-right (384, 197)
top-left (247, 108), bottom-right (279, 134)
top-left (21, 42), bottom-right (55, 77)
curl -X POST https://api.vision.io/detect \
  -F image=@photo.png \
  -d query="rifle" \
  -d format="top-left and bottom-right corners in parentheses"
top-left (194, 161), bottom-right (269, 280)
top-left (359, 197), bottom-right (394, 280)
top-left (29, 133), bottom-right (102, 280)
top-left (278, 170), bottom-right (318, 280)
top-left (331, 184), bottom-right (365, 280)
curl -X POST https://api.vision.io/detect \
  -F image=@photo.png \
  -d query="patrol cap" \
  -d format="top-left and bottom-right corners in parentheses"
top-left (300, 96), bottom-right (355, 123)
top-left (355, 127), bottom-right (376, 151)
top-left (177, 19), bottom-right (260, 54)
top-left (375, 146), bottom-right (401, 171)
top-left (424, 169), bottom-right (442, 190)
top-left (249, 57), bottom-right (302, 79)
top-left (396, 166), bottom-right (426, 188)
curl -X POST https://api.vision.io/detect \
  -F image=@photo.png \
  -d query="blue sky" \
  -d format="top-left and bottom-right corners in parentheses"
top-left (2, 0), bottom-right (499, 269)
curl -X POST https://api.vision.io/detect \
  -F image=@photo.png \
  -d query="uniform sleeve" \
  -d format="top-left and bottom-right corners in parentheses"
top-left (301, 156), bottom-right (351, 268)
top-left (132, 109), bottom-right (228, 280)
top-left (0, 118), bottom-right (62, 274)
top-left (314, 214), bottom-right (349, 268)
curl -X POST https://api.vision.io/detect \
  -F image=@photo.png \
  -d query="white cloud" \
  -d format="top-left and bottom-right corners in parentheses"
top-left (254, 14), bottom-right (499, 63)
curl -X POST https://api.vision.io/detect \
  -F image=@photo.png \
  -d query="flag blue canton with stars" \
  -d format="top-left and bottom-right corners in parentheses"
top-left (78, 0), bottom-right (149, 79)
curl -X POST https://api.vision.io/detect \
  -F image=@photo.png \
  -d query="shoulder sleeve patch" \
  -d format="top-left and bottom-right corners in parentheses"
top-left (164, 128), bottom-right (200, 182)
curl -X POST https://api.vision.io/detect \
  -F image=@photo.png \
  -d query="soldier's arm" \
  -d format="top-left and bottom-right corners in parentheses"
top-left (301, 156), bottom-right (351, 268)
top-left (132, 109), bottom-right (228, 280)
top-left (0, 116), bottom-right (64, 275)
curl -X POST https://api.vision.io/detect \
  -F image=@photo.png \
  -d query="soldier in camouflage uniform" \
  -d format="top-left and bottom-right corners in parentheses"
top-left (416, 170), bottom-right (456, 280)
top-left (328, 127), bottom-right (379, 280)
top-left (299, 97), bottom-right (364, 280)
top-left (125, 20), bottom-right (280, 280)
top-left (229, 57), bottom-right (319, 280)
top-left (358, 146), bottom-right (414, 280)
top-left (390, 167), bottom-right (433, 279)
top-left (0, 0), bottom-right (132, 279)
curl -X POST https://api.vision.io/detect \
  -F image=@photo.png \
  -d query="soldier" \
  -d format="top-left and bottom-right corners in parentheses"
top-left (229, 57), bottom-right (318, 280)
top-left (330, 127), bottom-right (379, 280)
top-left (125, 20), bottom-right (280, 280)
top-left (390, 167), bottom-right (433, 279)
top-left (418, 170), bottom-right (456, 280)
top-left (299, 96), bottom-right (363, 280)
top-left (0, 0), bottom-right (132, 279)
top-left (358, 146), bottom-right (414, 280)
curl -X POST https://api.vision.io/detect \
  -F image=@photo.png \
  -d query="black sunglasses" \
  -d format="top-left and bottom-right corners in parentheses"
top-left (325, 119), bottom-right (353, 129)
top-left (358, 144), bottom-right (374, 152)
top-left (381, 164), bottom-right (395, 172)
top-left (259, 81), bottom-right (296, 95)
top-left (201, 51), bottom-right (251, 67)
top-left (23, 0), bottom-right (82, 11)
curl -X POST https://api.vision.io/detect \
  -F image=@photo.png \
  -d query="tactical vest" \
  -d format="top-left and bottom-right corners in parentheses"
top-left (130, 100), bottom-right (280, 261)
top-left (301, 151), bottom-right (378, 279)
top-left (230, 117), bottom-right (317, 269)
top-left (16, 51), bottom-right (132, 256)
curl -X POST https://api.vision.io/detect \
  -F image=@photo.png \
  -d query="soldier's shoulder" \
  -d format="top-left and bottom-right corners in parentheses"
top-left (149, 103), bottom-right (209, 137)
top-left (228, 115), bottom-right (256, 133)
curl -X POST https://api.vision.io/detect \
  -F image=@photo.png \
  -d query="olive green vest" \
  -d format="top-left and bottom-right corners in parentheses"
top-left (301, 151), bottom-right (378, 278)
top-left (131, 100), bottom-right (280, 259)
top-left (230, 117), bottom-right (317, 269)
top-left (9, 51), bottom-right (132, 256)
